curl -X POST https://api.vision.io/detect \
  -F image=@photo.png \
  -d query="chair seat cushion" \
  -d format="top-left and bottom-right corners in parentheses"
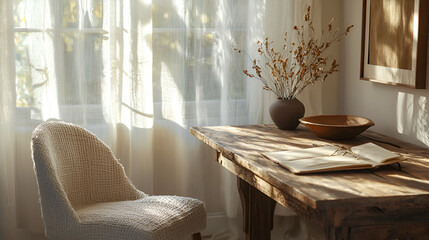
top-left (75, 195), bottom-right (206, 240)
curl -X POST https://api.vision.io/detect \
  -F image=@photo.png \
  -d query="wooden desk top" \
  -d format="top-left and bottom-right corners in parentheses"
top-left (190, 124), bottom-right (429, 214)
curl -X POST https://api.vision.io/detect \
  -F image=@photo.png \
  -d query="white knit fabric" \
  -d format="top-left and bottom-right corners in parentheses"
top-left (31, 122), bottom-right (206, 240)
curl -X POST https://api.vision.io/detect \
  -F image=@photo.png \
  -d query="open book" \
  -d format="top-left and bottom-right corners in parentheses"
top-left (263, 143), bottom-right (403, 174)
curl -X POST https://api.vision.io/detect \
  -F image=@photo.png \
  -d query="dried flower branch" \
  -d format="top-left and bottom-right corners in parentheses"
top-left (234, 6), bottom-right (353, 99)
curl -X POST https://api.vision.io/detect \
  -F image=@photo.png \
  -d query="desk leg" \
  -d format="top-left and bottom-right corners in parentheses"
top-left (324, 226), bottom-right (350, 240)
top-left (237, 177), bottom-right (276, 240)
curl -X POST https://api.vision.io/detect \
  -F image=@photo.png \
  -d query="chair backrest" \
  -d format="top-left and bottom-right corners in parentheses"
top-left (31, 122), bottom-right (143, 234)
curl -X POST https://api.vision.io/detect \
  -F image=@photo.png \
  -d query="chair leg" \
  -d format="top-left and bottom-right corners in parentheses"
top-left (192, 232), bottom-right (202, 240)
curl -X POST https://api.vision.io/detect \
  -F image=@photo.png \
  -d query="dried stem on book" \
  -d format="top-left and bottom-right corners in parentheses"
top-left (313, 143), bottom-right (359, 159)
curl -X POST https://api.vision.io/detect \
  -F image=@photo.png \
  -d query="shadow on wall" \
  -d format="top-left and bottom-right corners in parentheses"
top-left (396, 91), bottom-right (429, 147)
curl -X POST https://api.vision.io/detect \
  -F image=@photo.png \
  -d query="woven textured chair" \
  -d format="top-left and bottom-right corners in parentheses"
top-left (31, 121), bottom-right (206, 240)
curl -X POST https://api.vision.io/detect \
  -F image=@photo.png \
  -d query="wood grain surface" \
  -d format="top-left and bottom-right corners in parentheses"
top-left (191, 124), bottom-right (429, 239)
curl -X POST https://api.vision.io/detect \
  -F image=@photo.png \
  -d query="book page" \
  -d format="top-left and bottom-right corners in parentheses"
top-left (263, 146), bottom-right (339, 164)
top-left (279, 155), bottom-right (373, 174)
top-left (350, 142), bottom-right (400, 164)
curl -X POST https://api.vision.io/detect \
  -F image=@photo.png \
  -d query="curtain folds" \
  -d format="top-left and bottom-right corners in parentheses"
top-left (1, 1), bottom-right (325, 239)
top-left (0, 1), bottom-right (17, 239)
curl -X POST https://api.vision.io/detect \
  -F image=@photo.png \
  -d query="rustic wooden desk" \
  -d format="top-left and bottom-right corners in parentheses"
top-left (190, 124), bottom-right (429, 240)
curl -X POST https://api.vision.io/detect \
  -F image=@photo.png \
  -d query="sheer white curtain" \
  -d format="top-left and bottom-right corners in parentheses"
top-left (0, 0), bottom-right (325, 239)
top-left (0, 0), bottom-right (17, 239)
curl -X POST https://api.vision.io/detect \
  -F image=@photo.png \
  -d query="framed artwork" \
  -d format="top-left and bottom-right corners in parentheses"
top-left (360, 0), bottom-right (429, 89)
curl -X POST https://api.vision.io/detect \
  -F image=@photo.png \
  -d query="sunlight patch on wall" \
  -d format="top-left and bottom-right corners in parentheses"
top-left (396, 92), bottom-right (414, 134)
top-left (416, 96), bottom-right (429, 146)
top-left (397, 92), bottom-right (429, 147)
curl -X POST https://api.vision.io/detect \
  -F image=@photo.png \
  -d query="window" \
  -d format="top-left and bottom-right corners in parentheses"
top-left (13, 0), bottom-right (105, 107)
top-left (152, 0), bottom-right (249, 102)
top-left (14, 0), bottom-right (249, 115)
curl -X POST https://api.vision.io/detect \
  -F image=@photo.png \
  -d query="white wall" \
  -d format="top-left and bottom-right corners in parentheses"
top-left (320, 0), bottom-right (343, 114)
top-left (340, 0), bottom-right (429, 147)
top-left (290, 0), bottom-right (343, 115)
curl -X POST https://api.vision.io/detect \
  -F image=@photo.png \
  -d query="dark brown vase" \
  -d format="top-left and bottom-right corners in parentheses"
top-left (269, 98), bottom-right (305, 130)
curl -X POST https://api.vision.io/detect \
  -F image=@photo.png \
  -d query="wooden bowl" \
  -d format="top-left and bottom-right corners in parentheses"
top-left (299, 115), bottom-right (374, 140)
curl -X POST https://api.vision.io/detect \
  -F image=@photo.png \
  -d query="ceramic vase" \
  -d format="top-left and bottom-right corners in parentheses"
top-left (269, 98), bottom-right (305, 130)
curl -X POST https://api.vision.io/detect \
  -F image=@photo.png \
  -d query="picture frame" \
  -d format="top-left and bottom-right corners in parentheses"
top-left (360, 0), bottom-right (429, 89)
